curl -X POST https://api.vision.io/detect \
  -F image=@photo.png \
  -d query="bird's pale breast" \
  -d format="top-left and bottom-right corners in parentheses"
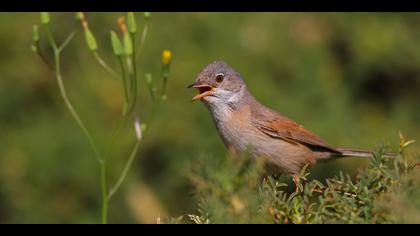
top-left (208, 103), bottom-right (316, 174)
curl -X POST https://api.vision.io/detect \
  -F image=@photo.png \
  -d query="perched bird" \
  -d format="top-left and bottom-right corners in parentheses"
top-left (188, 61), bottom-right (376, 188)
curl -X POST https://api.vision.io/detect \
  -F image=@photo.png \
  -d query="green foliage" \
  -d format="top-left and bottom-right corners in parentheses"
top-left (175, 142), bottom-right (419, 224)
top-left (1, 13), bottom-right (420, 223)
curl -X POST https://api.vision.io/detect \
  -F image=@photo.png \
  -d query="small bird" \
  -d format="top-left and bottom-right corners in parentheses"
top-left (188, 61), bottom-right (376, 188)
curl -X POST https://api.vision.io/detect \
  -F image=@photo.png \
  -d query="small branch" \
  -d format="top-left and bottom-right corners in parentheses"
top-left (138, 23), bottom-right (148, 55)
top-left (118, 56), bottom-right (130, 105)
top-left (35, 46), bottom-right (53, 71)
top-left (58, 30), bottom-right (77, 52)
top-left (44, 26), bottom-right (58, 51)
top-left (93, 52), bottom-right (120, 79)
top-left (127, 32), bottom-right (138, 114)
top-left (54, 52), bottom-right (103, 164)
top-left (107, 140), bottom-right (141, 200)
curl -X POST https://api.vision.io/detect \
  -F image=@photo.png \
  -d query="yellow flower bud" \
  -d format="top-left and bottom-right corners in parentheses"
top-left (162, 50), bottom-right (172, 65)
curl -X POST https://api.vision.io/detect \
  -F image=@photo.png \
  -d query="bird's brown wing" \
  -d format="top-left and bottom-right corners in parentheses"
top-left (251, 110), bottom-right (339, 153)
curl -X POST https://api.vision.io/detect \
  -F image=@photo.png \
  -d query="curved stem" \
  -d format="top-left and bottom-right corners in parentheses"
top-left (51, 39), bottom-right (102, 164)
top-left (128, 32), bottom-right (138, 114)
top-left (138, 23), bottom-right (148, 55)
top-left (108, 140), bottom-right (141, 200)
top-left (126, 58), bottom-right (136, 114)
top-left (58, 30), bottom-right (77, 52)
top-left (44, 24), bottom-right (107, 223)
top-left (118, 56), bottom-right (130, 101)
top-left (93, 52), bottom-right (120, 79)
top-left (45, 26), bottom-right (57, 51)
top-left (35, 42), bottom-right (53, 70)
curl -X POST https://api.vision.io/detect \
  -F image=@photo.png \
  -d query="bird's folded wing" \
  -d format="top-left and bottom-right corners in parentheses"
top-left (251, 115), bottom-right (339, 153)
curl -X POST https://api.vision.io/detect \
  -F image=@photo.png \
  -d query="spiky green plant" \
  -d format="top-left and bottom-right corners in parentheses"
top-left (169, 134), bottom-right (418, 224)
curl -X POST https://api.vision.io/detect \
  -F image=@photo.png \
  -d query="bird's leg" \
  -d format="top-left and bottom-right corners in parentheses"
top-left (292, 174), bottom-right (300, 193)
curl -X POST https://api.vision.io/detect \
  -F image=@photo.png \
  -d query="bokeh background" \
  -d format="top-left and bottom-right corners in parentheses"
top-left (0, 12), bottom-right (419, 223)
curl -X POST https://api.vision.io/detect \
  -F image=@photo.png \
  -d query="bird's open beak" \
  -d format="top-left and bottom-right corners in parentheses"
top-left (187, 82), bottom-right (215, 101)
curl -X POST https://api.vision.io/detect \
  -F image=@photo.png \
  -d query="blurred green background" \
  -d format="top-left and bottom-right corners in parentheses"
top-left (0, 12), bottom-right (419, 223)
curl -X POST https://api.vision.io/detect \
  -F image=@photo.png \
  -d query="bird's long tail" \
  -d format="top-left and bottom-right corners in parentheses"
top-left (335, 148), bottom-right (395, 159)
top-left (336, 148), bottom-right (373, 158)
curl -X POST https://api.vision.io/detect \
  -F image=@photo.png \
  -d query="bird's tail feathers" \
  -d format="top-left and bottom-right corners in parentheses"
top-left (335, 148), bottom-right (395, 159)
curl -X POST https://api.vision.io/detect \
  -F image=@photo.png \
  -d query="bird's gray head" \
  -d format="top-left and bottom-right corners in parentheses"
top-left (188, 61), bottom-right (248, 108)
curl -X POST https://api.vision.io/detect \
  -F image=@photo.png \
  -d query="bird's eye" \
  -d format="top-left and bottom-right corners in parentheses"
top-left (215, 74), bottom-right (224, 83)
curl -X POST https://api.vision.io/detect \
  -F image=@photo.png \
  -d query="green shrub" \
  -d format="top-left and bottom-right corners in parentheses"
top-left (167, 135), bottom-right (419, 224)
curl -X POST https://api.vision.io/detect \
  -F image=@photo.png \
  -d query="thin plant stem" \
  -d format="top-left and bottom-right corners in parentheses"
top-left (36, 43), bottom-right (53, 70)
top-left (126, 58), bottom-right (136, 114)
top-left (118, 56), bottom-right (130, 105)
top-left (54, 53), bottom-right (103, 164)
top-left (103, 115), bottom-right (127, 160)
top-left (100, 161), bottom-right (108, 224)
top-left (138, 23), bottom-right (148, 55)
top-left (45, 27), bottom-right (102, 164)
top-left (58, 30), bottom-right (77, 52)
top-left (128, 32), bottom-right (138, 114)
top-left (93, 52), bottom-right (120, 79)
top-left (108, 139), bottom-right (141, 200)
top-left (43, 24), bottom-right (107, 223)
top-left (45, 26), bottom-right (58, 50)
top-left (161, 77), bottom-right (169, 100)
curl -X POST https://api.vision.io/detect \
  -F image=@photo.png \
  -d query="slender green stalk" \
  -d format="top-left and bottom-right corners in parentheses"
top-left (138, 23), bottom-right (148, 55)
top-left (44, 26), bottom-right (57, 50)
top-left (118, 56), bottom-right (130, 106)
top-left (100, 161), bottom-right (108, 224)
top-left (36, 13), bottom-right (163, 224)
top-left (35, 42), bottom-right (53, 70)
top-left (128, 32), bottom-right (138, 114)
top-left (42, 23), bottom-right (107, 223)
top-left (53, 53), bottom-right (103, 164)
top-left (108, 140), bottom-right (141, 200)
top-left (161, 76), bottom-right (169, 100)
top-left (103, 116), bottom-right (127, 160)
top-left (93, 52), bottom-right (120, 79)
top-left (45, 28), bottom-right (102, 164)
top-left (58, 30), bottom-right (77, 52)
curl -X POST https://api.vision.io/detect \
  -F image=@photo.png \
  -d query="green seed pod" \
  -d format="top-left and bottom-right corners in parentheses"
top-left (30, 44), bottom-right (38, 53)
top-left (75, 12), bottom-right (84, 21)
top-left (40, 12), bottom-right (50, 25)
top-left (123, 33), bottom-right (133, 56)
top-left (110, 31), bottom-right (123, 56)
top-left (141, 123), bottom-right (147, 133)
top-left (84, 29), bottom-right (97, 51)
top-left (144, 12), bottom-right (152, 20)
top-left (145, 73), bottom-right (153, 85)
top-left (127, 12), bottom-right (137, 34)
top-left (32, 25), bottom-right (40, 42)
